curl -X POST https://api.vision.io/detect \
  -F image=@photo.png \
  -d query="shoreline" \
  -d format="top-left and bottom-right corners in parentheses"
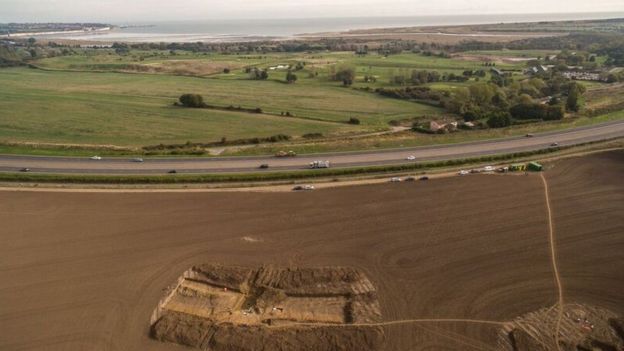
top-left (5, 14), bottom-right (622, 44)
top-left (2, 26), bottom-right (112, 38)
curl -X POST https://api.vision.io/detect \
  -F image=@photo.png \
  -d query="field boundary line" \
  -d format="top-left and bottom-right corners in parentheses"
top-left (540, 173), bottom-right (564, 351)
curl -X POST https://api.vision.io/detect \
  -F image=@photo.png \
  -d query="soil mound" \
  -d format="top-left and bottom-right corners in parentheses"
top-left (150, 264), bottom-right (384, 351)
top-left (498, 303), bottom-right (624, 351)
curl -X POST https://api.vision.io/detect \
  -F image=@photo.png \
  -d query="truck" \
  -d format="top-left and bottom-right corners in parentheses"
top-left (527, 162), bottom-right (543, 172)
top-left (309, 160), bottom-right (330, 169)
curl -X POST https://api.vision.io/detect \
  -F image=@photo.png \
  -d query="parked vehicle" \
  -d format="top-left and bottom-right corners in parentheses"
top-left (484, 166), bottom-right (494, 172)
top-left (496, 167), bottom-right (509, 173)
top-left (419, 176), bottom-right (429, 181)
top-left (459, 170), bottom-right (469, 176)
top-left (406, 155), bottom-right (416, 161)
top-left (293, 185), bottom-right (315, 191)
top-left (550, 142), bottom-right (559, 147)
top-left (309, 160), bottom-right (330, 169)
top-left (528, 162), bottom-right (543, 172)
top-left (405, 176), bottom-right (416, 182)
top-left (525, 133), bottom-right (534, 137)
top-left (390, 177), bottom-right (402, 182)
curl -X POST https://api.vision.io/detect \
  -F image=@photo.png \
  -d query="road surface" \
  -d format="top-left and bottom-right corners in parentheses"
top-left (1, 120), bottom-right (623, 175)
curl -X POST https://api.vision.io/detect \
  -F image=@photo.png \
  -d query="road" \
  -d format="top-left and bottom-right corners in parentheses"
top-left (1, 120), bottom-right (623, 175)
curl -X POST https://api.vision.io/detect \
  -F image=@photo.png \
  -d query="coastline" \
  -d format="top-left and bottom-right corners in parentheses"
top-left (4, 13), bottom-right (622, 44)
top-left (2, 26), bottom-right (112, 38)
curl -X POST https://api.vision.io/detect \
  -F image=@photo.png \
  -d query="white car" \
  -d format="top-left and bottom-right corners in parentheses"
top-left (132, 158), bottom-right (144, 163)
top-left (459, 170), bottom-right (469, 176)
top-left (484, 166), bottom-right (494, 172)
top-left (390, 177), bottom-right (402, 182)
top-left (90, 156), bottom-right (102, 160)
top-left (303, 185), bottom-right (315, 191)
top-left (406, 155), bottom-right (416, 161)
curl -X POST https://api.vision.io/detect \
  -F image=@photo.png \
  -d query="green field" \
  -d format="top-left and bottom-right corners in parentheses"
top-left (0, 66), bottom-right (442, 146)
top-left (2, 47), bottom-right (622, 155)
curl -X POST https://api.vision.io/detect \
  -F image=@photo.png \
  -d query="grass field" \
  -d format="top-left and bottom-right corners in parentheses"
top-left (0, 67), bottom-right (442, 146)
top-left (2, 48), bottom-right (621, 155)
top-left (223, 111), bottom-right (624, 156)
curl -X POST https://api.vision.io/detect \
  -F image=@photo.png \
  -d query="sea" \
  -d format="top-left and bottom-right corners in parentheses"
top-left (41, 12), bottom-right (624, 43)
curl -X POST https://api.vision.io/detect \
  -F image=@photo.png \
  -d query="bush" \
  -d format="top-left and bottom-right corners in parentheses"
top-left (333, 67), bottom-right (356, 86)
top-left (486, 112), bottom-right (512, 128)
top-left (302, 133), bottom-right (324, 139)
top-left (348, 117), bottom-right (361, 125)
top-left (286, 70), bottom-right (298, 83)
top-left (178, 94), bottom-right (206, 108)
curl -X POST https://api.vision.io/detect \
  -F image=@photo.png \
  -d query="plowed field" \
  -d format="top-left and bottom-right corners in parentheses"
top-left (0, 150), bottom-right (622, 350)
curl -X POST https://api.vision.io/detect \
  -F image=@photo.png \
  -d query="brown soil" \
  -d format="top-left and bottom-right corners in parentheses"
top-left (499, 303), bottom-right (623, 351)
top-left (150, 265), bottom-right (383, 350)
top-left (0, 150), bottom-right (622, 350)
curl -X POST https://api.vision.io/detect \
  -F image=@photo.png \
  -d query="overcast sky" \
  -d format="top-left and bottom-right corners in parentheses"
top-left (1, 0), bottom-right (623, 22)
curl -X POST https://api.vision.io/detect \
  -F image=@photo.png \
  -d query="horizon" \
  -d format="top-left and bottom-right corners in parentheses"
top-left (1, 0), bottom-right (623, 23)
top-left (1, 11), bottom-right (624, 26)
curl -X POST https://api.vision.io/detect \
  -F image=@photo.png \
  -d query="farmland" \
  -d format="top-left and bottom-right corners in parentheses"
top-left (2, 20), bottom-right (624, 156)
top-left (0, 150), bottom-right (622, 350)
top-left (0, 66), bottom-right (431, 145)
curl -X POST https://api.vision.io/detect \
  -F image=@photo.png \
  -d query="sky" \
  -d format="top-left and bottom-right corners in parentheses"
top-left (1, 0), bottom-right (623, 22)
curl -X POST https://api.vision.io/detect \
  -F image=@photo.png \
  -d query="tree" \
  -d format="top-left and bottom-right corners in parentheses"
top-left (178, 94), bottom-right (206, 108)
top-left (286, 70), bottom-right (297, 84)
top-left (487, 112), bottom-right (512, 128)
top-left (348, 117), bottom-right (361, 125)
top-left (334, 67), bottom-right (355, 86)
top-left (566, 82), bottom-right (581, 112)
top-left (27, 37), bottom-right (36, 46)
top-left (249, 68), bottom-right (268, 80)
top-left (544, 104), bottom-right (565, 120)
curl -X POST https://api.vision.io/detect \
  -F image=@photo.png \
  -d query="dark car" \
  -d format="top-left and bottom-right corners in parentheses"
top-left (419, 176), bottom-right (429, 181)
top-left (259, 164), bottom-right (269, 169)
top-left (168, 170), bottom-right (177, 174)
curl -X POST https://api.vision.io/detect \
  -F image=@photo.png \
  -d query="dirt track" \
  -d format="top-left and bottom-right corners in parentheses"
top-left (0, 151), bottom-right (622, 350)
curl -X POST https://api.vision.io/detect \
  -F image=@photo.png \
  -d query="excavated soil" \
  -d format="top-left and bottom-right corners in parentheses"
top-left (150, 265), bottom-right (383, 350)
top-left (499, 304), bottom-right (623, 351)
top-left (0, 150), bottom-right (622, 351)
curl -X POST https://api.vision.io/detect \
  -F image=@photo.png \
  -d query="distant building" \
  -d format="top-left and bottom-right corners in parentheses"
top-left (429, 121), bottom-right (458, 132)
top-left (490, 68), bottom-right (504, 76)
top-left (562, 71), bottom-right (605, 82)
top-left (526, 65), bottom-right (548, 75)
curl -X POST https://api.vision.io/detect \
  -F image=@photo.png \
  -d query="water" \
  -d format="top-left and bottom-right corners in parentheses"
top-left (43, 12), bottom-right (624, 42)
